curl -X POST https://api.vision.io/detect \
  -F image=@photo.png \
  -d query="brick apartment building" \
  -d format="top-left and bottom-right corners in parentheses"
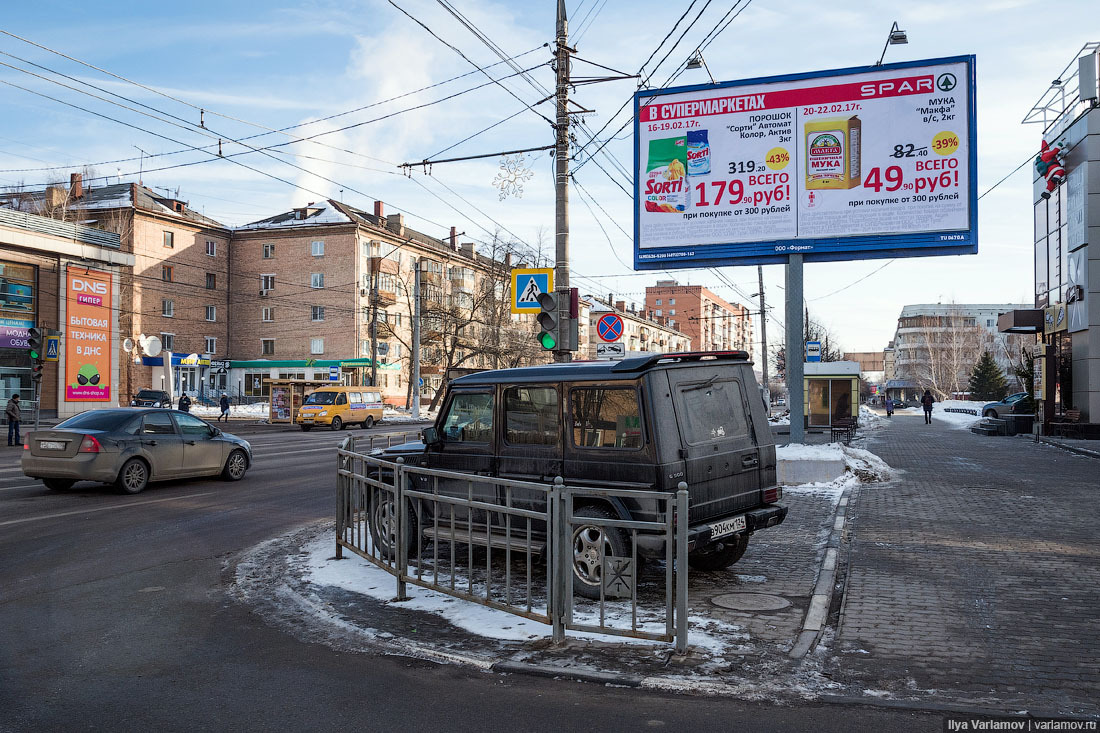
top-left (644, 280), bottom-right (753, 354)
top-left (2, 175), bottom-right (231, 403)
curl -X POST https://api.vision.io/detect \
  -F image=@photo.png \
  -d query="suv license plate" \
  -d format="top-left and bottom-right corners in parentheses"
top-left (710, 515), bottom-right (747, 540)
top-left (41, 441), bottom-right (65, 450)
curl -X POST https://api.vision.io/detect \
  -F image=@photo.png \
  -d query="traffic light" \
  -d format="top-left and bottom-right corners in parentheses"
top-left (536, 292), bottom-right (559, 350)
top-left (27, 327), bottom-right (43, 361)
top-left (31, 362), bottom-right (44, 382)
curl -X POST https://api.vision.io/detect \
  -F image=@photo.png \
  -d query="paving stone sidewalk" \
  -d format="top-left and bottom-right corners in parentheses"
top-left (830, 410), bottom-right (1100, 716)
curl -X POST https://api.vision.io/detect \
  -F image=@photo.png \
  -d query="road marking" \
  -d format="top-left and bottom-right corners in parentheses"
top-left (0, 491), bottom-right (215, 527)
top-left (0, 483), bottom-right (44, 492)
top-left (251, 446), bottom-right (339, 459)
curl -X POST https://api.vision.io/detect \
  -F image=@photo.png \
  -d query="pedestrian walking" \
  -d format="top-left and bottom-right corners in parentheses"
top-left (920, 389), bottom-right (935, 424)
top-left (219, 394), bottom-right (230, 422)
top-left (884, 396), bottom-right (894, 417)
top-left (6, 393), bottom-right (21, 446)
top-left (178, 394), bottom-right (192, 413)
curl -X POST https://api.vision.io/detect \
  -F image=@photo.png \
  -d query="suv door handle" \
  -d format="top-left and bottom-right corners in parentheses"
top-left (741, 455), bottom-right (759, 468)
top-left (186, 440), bottom-right (197, 445)
top-left (142, 440), bottom-right (157, 446)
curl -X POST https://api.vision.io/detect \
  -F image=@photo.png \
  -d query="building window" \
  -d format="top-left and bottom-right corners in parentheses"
top-left (206, 273), bottom-right (216, 289)
top-left (162, 265), bottom-right (173, 282)
top-left (311, 240), bottom-right (324, 257)
top-left (261, 339), bottom-right (275, 356)
top-left (655, 309), bottom-right (662, 316)
top-left (669, 309), bottom-right (675, 316)
top-left (311, 273), bottom-right (324, 289)
top-left (310, 337), bottom-right (324, 355)
top-left (263, 243), bottom-right (275, 258)
top-left (160, 333), bottom-right (175, 350)
top-left (163, 231), bottom-right (174, 248)
top-left (655, 299), bottom-right (662, 306)
top-left (205, 337), bottom-right (216, 354)
top-left (162, 299), bottom-right (174, 317)
top-left (311, 306), bottom-right (325, 322)
top-left (669, 298), bottom-right (675, 305)
top-left (261, 274), bottom-right (275, 291)
top-left (205, 240), bottom-right (216, 257)
top-left (205, 306), bottom-right (216, 322)
top-left (262, 307), bottom-right (274, 322)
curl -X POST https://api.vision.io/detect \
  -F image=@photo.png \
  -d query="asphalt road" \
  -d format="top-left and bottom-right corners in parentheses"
top-left (0, 422), bottom-right (940, 732)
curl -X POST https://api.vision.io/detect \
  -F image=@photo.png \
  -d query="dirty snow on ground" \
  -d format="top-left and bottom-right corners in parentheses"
top-left (928, 400), bottom-right (984, 430)
top-left (778, 442), bottom-right (895, 499)
top-left (299, 531), bottom-right (741, 651)
top-left (191, 402), bottom-right (269, 419)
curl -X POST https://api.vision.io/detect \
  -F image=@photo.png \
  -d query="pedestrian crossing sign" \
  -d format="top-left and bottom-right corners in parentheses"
top-left (511, 268), bottom-right (554, 314)
top-left (45, 335), bottom-right (60, 362)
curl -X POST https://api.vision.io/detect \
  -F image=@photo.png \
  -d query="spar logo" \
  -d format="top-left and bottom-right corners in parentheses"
top-left (809, 133), bottom-right (841, 157)
top-left (72, 276), bottom-right (107, 306)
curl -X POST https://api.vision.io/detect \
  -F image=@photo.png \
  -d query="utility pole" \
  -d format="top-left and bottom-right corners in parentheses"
top-left (553, 0), bottom-right (572, 363)
top-left (411, 259), bottom-right (421, 420)
top-left (369, 266), bottom-right (379, 388)
top-left (757, 264), bottom-right (769, 402)
top-left (786, 256), bottom-right (806, 443)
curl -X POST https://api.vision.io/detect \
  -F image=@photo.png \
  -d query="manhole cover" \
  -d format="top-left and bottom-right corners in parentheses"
top-left (711, 593), bottom-right (791, 611)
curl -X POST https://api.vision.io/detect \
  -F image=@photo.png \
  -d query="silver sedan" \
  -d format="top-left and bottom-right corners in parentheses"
top-left (21, 408), bottom-right (252, 494)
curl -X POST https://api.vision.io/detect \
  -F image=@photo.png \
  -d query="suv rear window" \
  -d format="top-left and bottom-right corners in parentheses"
top-left (571, 387), bottom-right (642, 450)
top-left (678, 378), bottom-right (748, 444)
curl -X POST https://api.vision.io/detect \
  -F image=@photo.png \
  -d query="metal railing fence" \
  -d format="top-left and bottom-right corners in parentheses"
top-left (335, 435), bottom-right (690, 651)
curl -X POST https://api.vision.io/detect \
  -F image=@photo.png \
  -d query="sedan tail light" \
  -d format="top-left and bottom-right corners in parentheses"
top-left (78, 435), bottom-right (101, 453)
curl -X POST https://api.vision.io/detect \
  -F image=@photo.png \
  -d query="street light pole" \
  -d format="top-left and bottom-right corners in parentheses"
top-left (553, 0), bottom-right (572, 363)
top-left (757, 264), bottom-right (769, 401)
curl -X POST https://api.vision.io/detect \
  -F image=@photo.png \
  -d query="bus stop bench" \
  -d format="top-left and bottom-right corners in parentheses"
top-left (831, 418), bottom-right (857, 445)
top-left (1049, 410), bottom-right (1082, 439)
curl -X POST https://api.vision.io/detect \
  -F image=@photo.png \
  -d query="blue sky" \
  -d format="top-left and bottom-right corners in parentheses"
top-left (0, 0), bottom-right (1093, 356)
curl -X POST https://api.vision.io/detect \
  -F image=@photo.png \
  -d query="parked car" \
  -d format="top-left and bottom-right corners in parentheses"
top-left (775, 397), bottom-right (786, 406)
top-left (982, 392), bottom-right (1032, 418)
top-left (22, 408), bottom-right (252, 494)
top-left (371, 351), bottom-right (787, 598)
top-left (130, 389), bottom-right (172, 408)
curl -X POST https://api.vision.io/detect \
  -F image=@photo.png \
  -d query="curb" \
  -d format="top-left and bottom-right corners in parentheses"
top-left (788, 487), bottom-right (851, 658)
top-left (1039, 437), bottom-right (1100, 460)
top-left (492, 661), bottom-right (642, 687)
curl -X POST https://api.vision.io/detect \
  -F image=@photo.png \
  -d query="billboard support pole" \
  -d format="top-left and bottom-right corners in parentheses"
top-left (552, 0), bottom-right (572, 363)
top-left (785, 254), bottom-right (805, 444)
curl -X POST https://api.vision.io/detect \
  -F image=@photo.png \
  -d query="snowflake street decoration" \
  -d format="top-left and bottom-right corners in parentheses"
top-left (492, 154), bottom-right (534, 200)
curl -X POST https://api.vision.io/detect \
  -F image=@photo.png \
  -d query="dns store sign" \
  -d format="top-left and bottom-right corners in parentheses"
top-left (65, 267), bottom-right (113, 402)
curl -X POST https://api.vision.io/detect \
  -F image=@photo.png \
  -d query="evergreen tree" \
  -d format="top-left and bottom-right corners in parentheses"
top-left (968, 351), bottom-right (1008, 400)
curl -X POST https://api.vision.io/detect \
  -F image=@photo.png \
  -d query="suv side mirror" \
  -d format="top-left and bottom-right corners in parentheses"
top-left (422, 427), bottom-right (440, 446)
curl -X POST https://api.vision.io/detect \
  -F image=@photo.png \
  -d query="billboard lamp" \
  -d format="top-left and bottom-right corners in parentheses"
top-left (876, 21), bottom-right (908, 66)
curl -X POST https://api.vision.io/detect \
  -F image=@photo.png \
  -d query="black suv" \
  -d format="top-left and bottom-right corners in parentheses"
top-left (378, 352), bottom-right (787, 595)
top-left (130, 389), bottom-right (172, 408)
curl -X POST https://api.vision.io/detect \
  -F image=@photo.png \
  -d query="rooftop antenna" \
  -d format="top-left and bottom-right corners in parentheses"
top-left (133, 145), bottom-right (149, 187)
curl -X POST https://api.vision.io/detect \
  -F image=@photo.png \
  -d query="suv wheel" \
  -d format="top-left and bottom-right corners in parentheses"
top-left (688, 533), bottom-right (749, 571)
top-left (368, 491), bottom-right (417, 562)
top-left (572, 505), bottom-right (629, 600)
top-left (984, 409), bottom-right (997, 418)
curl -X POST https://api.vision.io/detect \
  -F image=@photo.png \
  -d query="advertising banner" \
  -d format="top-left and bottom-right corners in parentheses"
top-left (65, 267), bottom-right (112, 401)
top-left (634, 56), bottom-right (976, 268)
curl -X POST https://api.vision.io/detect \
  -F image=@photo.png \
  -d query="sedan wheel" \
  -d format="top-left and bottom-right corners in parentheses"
top-left (222, 449), bottom-right (248, 481)
top-left (116, 458), bottom-right (149, 495)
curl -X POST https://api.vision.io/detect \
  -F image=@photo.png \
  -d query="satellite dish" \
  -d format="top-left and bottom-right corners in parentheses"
top-left (122, 337), bottom-right (134, 353)
top-left (142, 336), bottom-right (162, 357)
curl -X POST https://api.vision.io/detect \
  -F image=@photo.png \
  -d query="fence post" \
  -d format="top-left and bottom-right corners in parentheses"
top-left (395, 457), bottom-right (409, 601)
top-left (551, 475), bottom-right (566, 644)
top-left (675, 482), bottom-right (689, 654)
top-left (335, 435), bottom-right (353, 560)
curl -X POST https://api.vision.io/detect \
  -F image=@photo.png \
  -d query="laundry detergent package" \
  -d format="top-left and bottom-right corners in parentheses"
top-left (686, 129), bottom-right (711, 176)
top-left (644, 136), bottom-right (689, 212)
top-left (804, 116), bottom-right (861, 189)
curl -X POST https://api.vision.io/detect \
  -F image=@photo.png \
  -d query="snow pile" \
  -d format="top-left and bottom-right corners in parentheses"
top-left (858, 405), bottom-right (887, 431)
top-left (768, 409), bottom-right (791, 426)
top-left (778, 442), bottom-right (894, 499)
top-left (191, 401), bottom-right (269, 419)
top-left (383, 406), bottom-right (436, 425)
top-left (930, 399), bottom-right (983, 430)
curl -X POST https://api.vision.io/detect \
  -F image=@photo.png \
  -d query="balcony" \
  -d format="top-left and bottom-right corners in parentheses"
top-left (368, 256), bottom-right (401, 275)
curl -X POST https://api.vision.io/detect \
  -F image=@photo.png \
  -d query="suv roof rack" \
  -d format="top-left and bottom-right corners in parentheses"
top-left (610, 350), bottom-right (751, 372)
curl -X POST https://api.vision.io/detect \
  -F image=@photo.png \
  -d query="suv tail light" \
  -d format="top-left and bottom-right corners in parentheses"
top-left (78, 435), bottom-right (101, 453)
top-left (763, 487), bottom-right (782, 503)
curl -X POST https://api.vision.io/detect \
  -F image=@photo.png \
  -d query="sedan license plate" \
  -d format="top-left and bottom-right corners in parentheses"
top-left (40, 441), bottom-right (66, 450)
top-left (709, 515), bottom-right (747, 540)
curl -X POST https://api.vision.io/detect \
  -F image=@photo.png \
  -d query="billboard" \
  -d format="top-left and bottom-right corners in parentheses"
top-left (65, 267), bottom-right (112, 401)
top-left (634, 55), bottom-right (976, 268)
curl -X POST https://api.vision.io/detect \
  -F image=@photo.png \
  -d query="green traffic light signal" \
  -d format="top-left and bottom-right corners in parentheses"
top-left (536, 292), bottom-right (559, 351)
top-left (27, 327), bottom-right (43, 361)
top-left (538, 332), bottom-right (557, 349)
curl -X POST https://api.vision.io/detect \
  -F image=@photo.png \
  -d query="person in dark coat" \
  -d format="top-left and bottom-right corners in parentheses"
top-left (920, 389), bottom-right (935, 424)
top-left (178, 394), bottom-right (192, 413)
top-left (884, 396), bottom-right (894, 417)
top-left (6, 393), bottom-right (21, 446)
top-left (219, 394), bottom-right (230, 422)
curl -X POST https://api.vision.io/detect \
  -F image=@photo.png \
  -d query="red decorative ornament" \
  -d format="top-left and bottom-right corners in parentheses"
top-left (1035, 139), bottom-right (1068, 199)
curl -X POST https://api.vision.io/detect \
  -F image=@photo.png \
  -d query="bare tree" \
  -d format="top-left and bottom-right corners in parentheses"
top-left (906, 306), bottom-right (986, 400)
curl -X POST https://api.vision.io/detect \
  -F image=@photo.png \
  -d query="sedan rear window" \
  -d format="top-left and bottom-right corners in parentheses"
top-left (56, 411), bottom-right (135, 431)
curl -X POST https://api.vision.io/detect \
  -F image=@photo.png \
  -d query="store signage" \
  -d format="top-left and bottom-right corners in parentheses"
top-left (65, 267), bottom-right (112, 401)
top-left (634, 56), bottom-right (977, 268)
